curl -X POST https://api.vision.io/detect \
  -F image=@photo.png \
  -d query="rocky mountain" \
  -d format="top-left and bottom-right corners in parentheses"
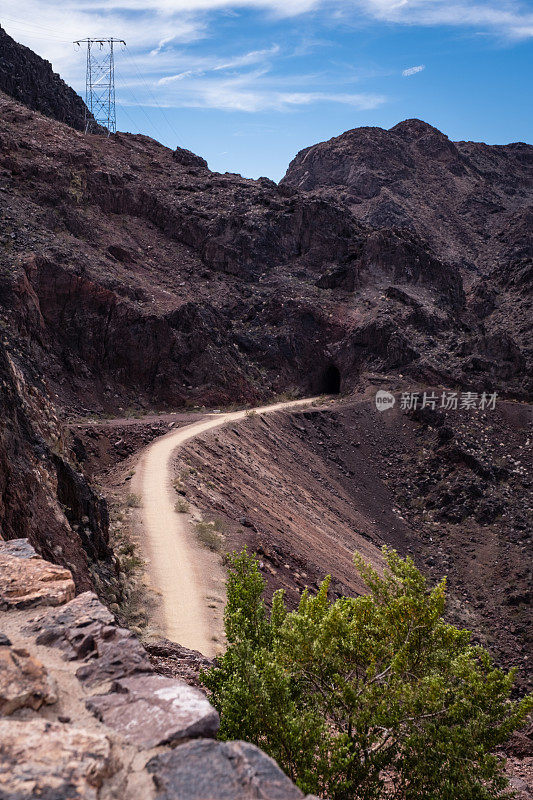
top-left (0, 25), bottom-right (95, 132)
top-left (281, 118), bottom-right (533, 276)
top-left (282, 120), bottom-right (533, 402)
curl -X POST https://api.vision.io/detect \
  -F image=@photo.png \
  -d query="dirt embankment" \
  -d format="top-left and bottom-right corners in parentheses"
top-left (176, 393), bottom-right (531, 689)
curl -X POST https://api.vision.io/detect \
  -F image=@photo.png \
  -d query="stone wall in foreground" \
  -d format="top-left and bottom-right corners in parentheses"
top-left (0, 538), bottom-right (316, 799)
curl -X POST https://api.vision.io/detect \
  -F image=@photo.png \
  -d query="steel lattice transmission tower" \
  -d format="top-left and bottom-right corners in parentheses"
top-left (73, 38), bottom-right (125, 135)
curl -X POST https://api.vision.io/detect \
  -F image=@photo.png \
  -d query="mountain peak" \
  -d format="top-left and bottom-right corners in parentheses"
top-left (389, 118), bottom-right (449, 141)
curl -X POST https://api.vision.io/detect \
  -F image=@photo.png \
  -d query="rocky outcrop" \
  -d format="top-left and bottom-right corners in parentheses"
top-left (87, 674), bottom-right (220, 748)
top-left (0, 539), bottom-right (313, 799)
top-left (0, 645), bottom-right (57, 715)
top-left (0, 539), bottom-right (75, 609)
top-left (0, 26), bottom-right (95, 132)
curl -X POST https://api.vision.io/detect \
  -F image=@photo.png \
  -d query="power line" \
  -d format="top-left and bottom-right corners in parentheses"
top-left (3, 15), bottom-right (72, 37)
top-left (114, 66), bottom-right (167, 141)
top-left (123, 46), bottom-right (186, 148)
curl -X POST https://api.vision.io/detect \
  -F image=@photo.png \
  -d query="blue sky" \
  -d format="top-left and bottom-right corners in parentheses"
top-left (3, 0), bottom-right (533, 180)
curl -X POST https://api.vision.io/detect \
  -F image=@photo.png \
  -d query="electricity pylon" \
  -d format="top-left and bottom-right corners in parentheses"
top-left (73, 38), bottom-right (125, 135)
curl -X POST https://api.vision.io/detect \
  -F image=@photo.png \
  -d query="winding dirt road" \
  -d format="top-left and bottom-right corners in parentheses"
top-left (134, 398), bottom-right (317, 656)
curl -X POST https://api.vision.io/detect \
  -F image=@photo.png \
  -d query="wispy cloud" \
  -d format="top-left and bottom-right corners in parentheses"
top-left (359, 0), bottom-right (533, 41)
top-left (402, 64), bottom-right (425, 77)
top-left (149, 66), bottom-right (386, 111)
top-left (158, 45), bottom-right (280, 85)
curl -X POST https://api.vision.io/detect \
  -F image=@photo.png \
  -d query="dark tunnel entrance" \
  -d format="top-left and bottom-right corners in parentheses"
top-left (322, 364), bottom-right (341, 395)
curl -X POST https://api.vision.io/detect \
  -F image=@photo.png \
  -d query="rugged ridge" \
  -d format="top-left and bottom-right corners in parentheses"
top-left (0, 25), bottom-right (96, 132)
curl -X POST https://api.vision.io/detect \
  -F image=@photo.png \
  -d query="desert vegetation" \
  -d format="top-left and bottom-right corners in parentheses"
top-left (203, 548), bottom-right (533, 800)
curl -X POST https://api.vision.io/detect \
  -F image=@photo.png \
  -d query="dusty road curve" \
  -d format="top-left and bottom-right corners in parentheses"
top-left (134, 397), bottom-right (317, 656)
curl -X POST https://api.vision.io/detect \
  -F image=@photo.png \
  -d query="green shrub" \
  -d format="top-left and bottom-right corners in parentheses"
top-left (195, 521), bottom-right (222, 551)
top-left (202, 548), bottom-right (532, 800)
top-left (125, 493), bottom-right (142, 508)
top-left (175, 499), bottom-right (190, 514)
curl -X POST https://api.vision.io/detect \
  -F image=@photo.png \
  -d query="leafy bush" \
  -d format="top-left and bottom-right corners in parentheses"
top-left (125, 493), bottom-right (142, 508)
top-left (202, 548), bottom-right (532, 800)
top-left (175, 499), bottom-right (190, 513)
top-left (195, 521), bottom-right (222, 551)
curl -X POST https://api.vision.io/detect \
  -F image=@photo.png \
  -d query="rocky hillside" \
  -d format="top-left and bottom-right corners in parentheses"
top-left (1, 90), bottom-right (530, 413)
top-left (0, 341), bottom-right (113, 592)
top-left (0, 81), bottom-right (530, 584)
top-left (0, 26), bottom-right (95, 132)
top-left (282, 120), bottom-right (533, 401)
top-left (172, 393), bottom-right (531, 691)
top-left (281, 118), bottom-right (533, 275)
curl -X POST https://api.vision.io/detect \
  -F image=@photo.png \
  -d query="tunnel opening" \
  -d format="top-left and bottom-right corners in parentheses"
top-left (322, 364), bottom-right (341, 394)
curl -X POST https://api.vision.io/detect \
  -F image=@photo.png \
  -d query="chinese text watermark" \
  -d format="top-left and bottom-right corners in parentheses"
top-left (375, 390), bottom-right (497, 412)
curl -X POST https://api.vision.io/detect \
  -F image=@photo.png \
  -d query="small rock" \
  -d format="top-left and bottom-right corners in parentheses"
top-left (87, 674), bottom-right (219, 748)
top-left (0, 646), bottom-right (57, 715)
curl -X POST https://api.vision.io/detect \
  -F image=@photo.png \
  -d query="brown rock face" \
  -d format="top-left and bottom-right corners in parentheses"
top-left (0, 719), bottom-right (113, 799)
top-left (0, 25), bottom-right (95, 132)
top-left (0, 340), bottom-right (113, 591)
top-left (2, 87), bottom-right (529, 411)
top-left (26, 590), bottom-right (154, 686)
top-left (281, 119), bottom-right (533, 274)
top-left (0, 90), bottom-right (472, 418)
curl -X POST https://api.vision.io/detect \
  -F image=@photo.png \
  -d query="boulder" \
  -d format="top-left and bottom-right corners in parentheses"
top-left (145, 638), bottom-right (212, 687)
top-left (147, 739), bottom-right (308, 799)
top-left (0, 540), bottom-right (75, 609)
top-left (27, 591), bottom-right (114, 655)
top-left (0, 645), bottom-right (57, 715)
top-left (87, 673), bottom-right (219, 748)
top-left (0, 719), bottom-right (113, 799)
top-left (173, 147), bottom-right (208, 170)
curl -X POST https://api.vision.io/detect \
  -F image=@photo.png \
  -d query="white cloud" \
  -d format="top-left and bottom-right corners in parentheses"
top-left (1, 0), bottom-right (531, 124)
top-left (402, 64), bottom-right (425, 77)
